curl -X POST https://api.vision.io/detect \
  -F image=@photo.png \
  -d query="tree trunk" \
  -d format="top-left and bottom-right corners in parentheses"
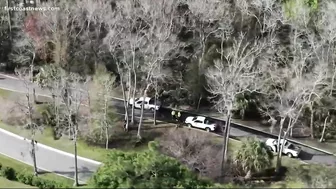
top-left (31, 138), bottom-right (38, 176)
top-left (33, 88), bottom-right (37, 103)
top-left (104, 93), bottom-right (109, 149)
top-left (310, 103), bottom-right (314, 139)
top-left (269, 117), bottom-right (276, 134)
top-left (105, 127), bottom-right (109, 149)
top-left (244, 170), bottom-right (252, 179)
top-left (131, 72), bottom-right (137, 124)
top-left (153, 80), bottom-right (158, 126)
top-left (320, 114), bottom-right (329, 143)
top-left (131, 52), bottom-right (137, 124)
top-left (137, 89), bottom-right (147, 139)
top-left (220, 110), bottom-right (231, 181)
top-left (73, 125), bottom-right (79, 187)
top-left (118, 64), bottom-right (129, 131)
top-left (27, 92), bottom-right (38, 176)
top-left (276, 117), bottom-right (285, 172)
top-left (196, 94), bottom-right (202, 111)
top-left (127, 69), bottom-right (132, 108)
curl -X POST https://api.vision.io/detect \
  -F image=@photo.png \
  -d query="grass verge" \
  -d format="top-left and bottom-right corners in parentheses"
top-left (0, 153), bottom-right (73, 186)
top-left (0, 121), bottom-right (174, 162)
top-left (0, 177), bottom-right (36, 188)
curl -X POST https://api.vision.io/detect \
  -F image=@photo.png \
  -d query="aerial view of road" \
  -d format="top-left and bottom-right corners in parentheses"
top-left (1, 72), bottom-right (336, 170)
top-left (0, 128), bottom-right (100, 184)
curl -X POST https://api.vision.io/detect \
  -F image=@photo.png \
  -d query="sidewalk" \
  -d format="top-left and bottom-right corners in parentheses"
top-left (178, 106), bottom-right (336, 155)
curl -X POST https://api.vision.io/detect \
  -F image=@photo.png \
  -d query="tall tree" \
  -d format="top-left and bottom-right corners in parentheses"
top-left (60, 72), bottom-right (86, 186)
top-left (15, 67), bottom-right (42, 176)
top-left (205, 32), bottom-right (268, 179)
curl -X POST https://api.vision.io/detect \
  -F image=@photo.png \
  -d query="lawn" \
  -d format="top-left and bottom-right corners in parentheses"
top-left (0, 121), bottom-right (176, 162)
top-left (0, 154), bottom-right (73, 186)
top-left (0, 177), bottom-right (36, 188)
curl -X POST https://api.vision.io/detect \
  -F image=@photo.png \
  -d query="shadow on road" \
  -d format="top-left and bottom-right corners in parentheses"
top-left (38, 166), bottom-right (94, 180)
top-left (299, 151), bottom-right (314, 161)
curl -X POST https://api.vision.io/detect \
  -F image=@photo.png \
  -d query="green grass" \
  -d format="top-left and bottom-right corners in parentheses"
top-left (0, 88), bottom-right (12, 98)
top-left (0, 154), bottom-right (73, 186)
top-left (0, 122), bottom-right (171, 162)
top-left (0, 177), bottom-right (37, 188)
top-left (0, 122), bottom-right (109, 162)
top-left (270, 180), bottom-right (305, 188)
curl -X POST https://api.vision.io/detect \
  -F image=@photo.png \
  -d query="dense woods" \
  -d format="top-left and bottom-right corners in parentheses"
top-left (2, 0), bottom-right (336, 188)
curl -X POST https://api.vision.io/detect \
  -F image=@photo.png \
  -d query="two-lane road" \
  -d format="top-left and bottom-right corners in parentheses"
top-left (0, 73), bottom-right (335, 184)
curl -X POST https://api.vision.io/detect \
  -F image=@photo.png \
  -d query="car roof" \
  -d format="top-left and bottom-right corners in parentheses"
top-left (137, 97), bottom-right (151, 102)
top-left (196, 116), bottom-right (206, 121)
top-left (267, 138), bottom-right (290, 144)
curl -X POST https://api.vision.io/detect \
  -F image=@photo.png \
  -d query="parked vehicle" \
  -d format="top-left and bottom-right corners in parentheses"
top-left (184, 116), bottom-right (217, 132)
top-left (265, 138), bottom-right (301, 158)
top-left (128, 97), bottom-right (160, 111)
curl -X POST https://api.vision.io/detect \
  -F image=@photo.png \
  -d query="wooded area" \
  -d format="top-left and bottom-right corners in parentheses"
top-left (1, 0), bottom-right (336, 188)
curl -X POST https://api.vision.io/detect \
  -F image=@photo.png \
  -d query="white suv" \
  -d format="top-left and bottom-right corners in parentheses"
top-left (129, 97), bottom-right (160, 111)
top-left (265, 138), bottom-right (301, 158)
top-left (184, 116), bottom-right (217, 132)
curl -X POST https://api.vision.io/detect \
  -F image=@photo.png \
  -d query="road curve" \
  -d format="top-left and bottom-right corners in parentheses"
top-left (0, 128), bottom-right (101, 184)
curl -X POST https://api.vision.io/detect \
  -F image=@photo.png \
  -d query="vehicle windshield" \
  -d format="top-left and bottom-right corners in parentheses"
top-left (287, 144), bottom-right (295, 149)
top-left (205, 119), bottom-right (215, 124)
top-left (149, 98), bottom-right (161, 105)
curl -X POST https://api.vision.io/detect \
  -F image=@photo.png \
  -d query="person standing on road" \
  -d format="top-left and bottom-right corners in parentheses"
top-left (171, 110), bottom-right (176, 121)
top-left (177, 111), bottom-right (181, 122)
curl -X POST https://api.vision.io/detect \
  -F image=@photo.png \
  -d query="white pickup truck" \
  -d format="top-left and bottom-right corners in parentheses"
top-left (129, 97), bottom-right (160, 111)
top-left (184, 116), bottom-right (217, 132)
top-left (265, 138), bottom-right (301, 158)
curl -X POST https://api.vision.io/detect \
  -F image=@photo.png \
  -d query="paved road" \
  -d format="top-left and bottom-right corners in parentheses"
top-left (0, 128), bottom-right (100, 184)
top-left (0, 73), bottom-right (335, 181)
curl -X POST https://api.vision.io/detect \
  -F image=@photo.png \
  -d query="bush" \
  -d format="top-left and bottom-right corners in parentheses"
top-left (286, 164), bottom-right (336, 188)
top-left (0, 165), bottom-right (69, 188)
top-left (17, 170), bottom-right (34, 185)
top-left (90, 147), bottom-right (214, 188)
top-left (1, 166), bottom-right (16, 180)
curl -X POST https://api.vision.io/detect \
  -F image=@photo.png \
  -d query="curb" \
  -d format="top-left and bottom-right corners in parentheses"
top-left (186, 127), bottom-right (309, 165)
top-left (0, 151), bottom-right (87, 184)
top-left (0, 128), bottom-right (102, 165)
top-left (171, 108), bottom-right (335, 156)
top-left (0, 74), bottom-right (333, 159)
top-left (0, 73), bottom-right (19, 80)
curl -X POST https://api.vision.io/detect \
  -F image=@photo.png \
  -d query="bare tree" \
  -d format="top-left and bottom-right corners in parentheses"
top-left (205, 32), bottom-right (267, 179)
top-left (262, 6), bottom-right (329, 170)
top-left (35, 65), bottom-right (67, 137)
top-left (117, 0), bottom-right (148, 125)
top-left (15, 67), bottom-right (42, 176)
top-left (134, 0), bottom-right (178, 139)
top-left (102, 4), bottom-right (132, 131)
top-left (92, 70), bottom-right (116, 149)
top-left (60, 72), bottom-right (86, 186)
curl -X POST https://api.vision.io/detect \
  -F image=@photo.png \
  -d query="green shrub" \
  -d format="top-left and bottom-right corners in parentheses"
top-left (1, 166), bottom-right (16, 180)
top-left (17, 170), bottom-right (34, 185)
top-left (32, 177), bottom-right (43, 188)
top-left (0, 165), bottom-right (69, 188)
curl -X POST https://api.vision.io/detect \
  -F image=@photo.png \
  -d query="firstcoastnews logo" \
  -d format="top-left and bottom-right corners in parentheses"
top-left (3, 6), bottom-right (60, 11)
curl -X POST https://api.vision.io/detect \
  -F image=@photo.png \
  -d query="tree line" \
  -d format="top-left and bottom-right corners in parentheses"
top-left (2, 0), bottom-right (336, 186)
